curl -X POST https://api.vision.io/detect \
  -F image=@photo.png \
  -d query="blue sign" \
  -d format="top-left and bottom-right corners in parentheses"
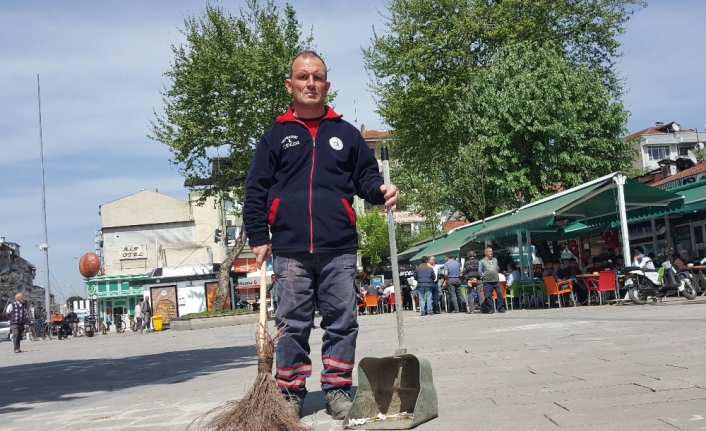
top-left (370, 275), bottom-right (384, 288)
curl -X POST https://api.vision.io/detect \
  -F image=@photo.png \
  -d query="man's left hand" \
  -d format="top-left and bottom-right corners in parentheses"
top-left (380, 184), bottom-right (398, 211)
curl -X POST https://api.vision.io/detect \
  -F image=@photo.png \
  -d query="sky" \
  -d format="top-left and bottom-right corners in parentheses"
top-left (1, 0), bottom-right (705, 302)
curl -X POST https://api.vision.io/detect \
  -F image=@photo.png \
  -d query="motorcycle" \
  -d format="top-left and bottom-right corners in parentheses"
top-left (624, 259), bottom-right (697, 304)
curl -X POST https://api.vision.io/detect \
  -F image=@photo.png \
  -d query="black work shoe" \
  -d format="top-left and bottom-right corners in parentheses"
top-left (324, 389), bottom-right (353, 420)
top-left (497, 309), bottom-right (506, 313)
top-left (283, 392), bottom-right (306, 418)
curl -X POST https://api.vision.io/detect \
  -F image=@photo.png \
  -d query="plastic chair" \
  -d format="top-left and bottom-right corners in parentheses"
top-left (505, 281), bottom-right (520, 310)
top-left (364, 294), bottom-right (379, 315)
top-left (586, 270), bottom-right (617, 305)
top-left (542, 276), bottom-right (574, 308)
top-left (384, 293), bottom-right (396, 313)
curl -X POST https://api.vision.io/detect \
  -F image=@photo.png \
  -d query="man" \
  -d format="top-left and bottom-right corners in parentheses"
top-left (506, 262), bottom-right (520, 288)
top-left (141, 296), bottom-right (152, 332)
top-left (632, 246), bottom-right (655, 270)
top-left (413, 256), bottom-right (436, 316)
top-left (461, 251), bottom-right (480, 313)
top-left (479, 247), bottom-right (505, 314)
top-left (267, 274), bottom-right (279, 313)
top-left (427, 256), bottom-right (440, 313)
top-left (559, 258), bottom-right (587, 304)
top-left (443, 254), bottom-right (463, 313)
top-left (5, 293), bottom-right (27, 353)
top-left (243, 51), bottom-right (398, 419)
top-left (134, 300), bottom-right (143, 332)
top-left (66, 308), bottom-right (78, 338)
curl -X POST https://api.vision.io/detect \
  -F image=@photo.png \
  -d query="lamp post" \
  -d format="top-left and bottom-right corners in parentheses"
top-left (37, 75), bottom-right (51, 316)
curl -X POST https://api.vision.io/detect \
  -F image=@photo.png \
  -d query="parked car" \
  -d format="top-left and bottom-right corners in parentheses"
top-left (0, 321), bottom-right (10, 341)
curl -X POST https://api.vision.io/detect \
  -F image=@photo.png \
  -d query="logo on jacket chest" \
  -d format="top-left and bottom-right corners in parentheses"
top-left (281, 135), bottom-right (300, 150)
top-left (329, 137), bottom-right (343, 151)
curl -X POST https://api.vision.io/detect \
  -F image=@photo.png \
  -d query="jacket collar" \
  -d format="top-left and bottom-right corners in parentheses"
top-left (276, 106), bottom-right (342, 124)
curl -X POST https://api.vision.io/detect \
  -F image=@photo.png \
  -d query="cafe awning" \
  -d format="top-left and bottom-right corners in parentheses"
top-left (474, 172), bottom-right (683, 242)
top-left (409, 212), bottom-right (512, 265)
top-left (397, 234), bottom-right (445, 261)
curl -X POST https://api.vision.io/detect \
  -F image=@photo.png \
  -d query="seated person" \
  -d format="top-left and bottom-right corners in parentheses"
top-left (559, 258), bottom-right (587, 304)
top-left (588, 257), bottom-right (603, 273)
top-left (614, 255), bottom-right (625, 272)
top-left (506, 262), bottom-right (520, 287)
top-left (541, 261), bottom-right (561, 282)
top-left (632, 246), bottom-right (655, 270)
top-left (673, 252), bottom-right (689, 271)
top-left (382, 283), bottom-right (395, 297)
top-left (366, 284), bottom-right (382, 296)
top-left (357, 286), bottom-right (367, 314)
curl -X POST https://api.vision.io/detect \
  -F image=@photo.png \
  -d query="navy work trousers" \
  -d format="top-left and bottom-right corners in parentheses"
top-left (273, 252), bottom-right (358, 395)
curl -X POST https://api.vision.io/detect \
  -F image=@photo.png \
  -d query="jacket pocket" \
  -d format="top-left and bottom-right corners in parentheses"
top-left (341, 198), bottom-right (356, 226)
top-left (268, 197), bottom-right (280, 226)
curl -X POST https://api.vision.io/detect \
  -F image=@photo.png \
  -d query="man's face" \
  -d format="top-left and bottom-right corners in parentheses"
top-left (428, 257), bottom-right (435, 266)
top-left (570, 261), bottom-right (578, 268)
top-left (553, 263), bottom-right (560, 271)
top-left (285, 56), bottom-right (330, 112)
top-left (681, 251), bottom-right (689, 260)
top-left (17, 294), bottom-right (24, 302)
top-left (485, 248), bottom-right (493, 259)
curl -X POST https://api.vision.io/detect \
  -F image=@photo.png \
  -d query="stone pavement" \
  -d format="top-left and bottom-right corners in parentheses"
top-left (2, 297), bottom-right (706, 431)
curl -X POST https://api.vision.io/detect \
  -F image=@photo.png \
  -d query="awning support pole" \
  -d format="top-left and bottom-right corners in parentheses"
top-left (614, 174), bottom-right (632, 265)
top-left (517, 231), bottom-right (525, 280)
top-left (526, 230), bottom-right (532, 268)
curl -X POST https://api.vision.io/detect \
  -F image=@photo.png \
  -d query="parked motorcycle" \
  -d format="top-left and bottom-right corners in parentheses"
top-left (625, 260), bottom-right (697, 304)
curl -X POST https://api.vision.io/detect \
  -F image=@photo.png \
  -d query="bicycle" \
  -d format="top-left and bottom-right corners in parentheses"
top-left (84, 317), bottom-right (98, 337)
top-left (114, 314), bottom-right (125, 333)
top-left (129, 314), bottom-right (141, 332)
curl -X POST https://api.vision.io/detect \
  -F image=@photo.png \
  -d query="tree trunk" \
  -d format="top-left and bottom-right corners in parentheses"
top-left (212, 228), bottom-right (247, 311)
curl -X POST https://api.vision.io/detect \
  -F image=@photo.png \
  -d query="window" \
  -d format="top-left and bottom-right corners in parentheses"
top-left (647, 146), bottom-right (669, 161)
top-left (678, 146), bottom-right (691, 156)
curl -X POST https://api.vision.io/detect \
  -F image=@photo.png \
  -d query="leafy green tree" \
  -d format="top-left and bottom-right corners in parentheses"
top-left (357, 210), bottom-right (389, 271)
top-left (150, 1), bottom-right (313, 309)
top-left (365, 0), bottom-right (644, 220)
top-left (455, 42), bottom-right (636, 205)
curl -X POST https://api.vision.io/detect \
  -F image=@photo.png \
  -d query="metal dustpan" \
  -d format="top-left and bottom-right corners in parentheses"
top-left (344, 147), bottom-right (438, 429)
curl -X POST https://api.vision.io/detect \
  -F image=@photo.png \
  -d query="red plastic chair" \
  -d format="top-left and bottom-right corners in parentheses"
top-left (586, 270), bottom-right (617, 305)
top-left (384, 293), bottom-right (396, 313)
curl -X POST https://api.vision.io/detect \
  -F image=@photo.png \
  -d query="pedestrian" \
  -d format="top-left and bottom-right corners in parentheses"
top-left (141, 296), bottom-right (152, 332)
top-left (242, 50), bottom-right (398, 420)
top-left (413, 256), bottom-right (436, 316)
top-left (134, 300), bottom-right (143, 332)
top-left (66, 308), bottom-right (78, 337)
top-left (442, 254), bottom-right (463, 313)
top-left (461, 251), bottom-right (481, 313)
top-left (5, 293), bottom-right (27, 353)
top-left (267, 274), bottom-right (279, 313)
top-left (479, 247), bottom-right (506, 314)
top-left (427, 255), bottom-right (440, 313)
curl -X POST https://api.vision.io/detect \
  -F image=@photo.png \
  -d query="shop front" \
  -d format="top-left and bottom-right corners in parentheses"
top-left (84, 273), bottom-right (151, 322)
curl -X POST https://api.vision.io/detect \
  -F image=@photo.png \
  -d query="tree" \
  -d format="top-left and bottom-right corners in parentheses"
top-left (455, 42), bottom-right (636, 205)
top-left (150, 1), bottom-right (313, 309)
top-left (357, 210), bottom-right (389, 272)
top-left (364, 0), bottom-right (644, 220)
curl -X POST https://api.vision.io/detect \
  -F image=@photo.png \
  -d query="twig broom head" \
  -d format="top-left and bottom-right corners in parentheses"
top-left (193, 323), bottom-right (310, 431)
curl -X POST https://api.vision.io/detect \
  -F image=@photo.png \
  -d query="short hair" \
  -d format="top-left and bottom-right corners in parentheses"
top-left (634, 246), bottom-right (645, 254)
top-left (289, 50), bottom-right (327, 80)
top-left (15, 292), bottom-right (24, 300)
top-left (569, 258), bottom-right (577, 263)
top-left (467, 251), bottom-right (476, 258)
top-left (421, 256), bottom-right (428, 263)
top-left (445, 253), bottom-right (453, 259)
top-left (680, 249), bottom-right (689, 255)
top-left (552, 260), bottom-right (560, 265)
top-left (508, 262), bottom-right (516, 270)
top-left (485, 246), bottom-right (493, 251)
top-left (593, 257), bottom-right (603, 263)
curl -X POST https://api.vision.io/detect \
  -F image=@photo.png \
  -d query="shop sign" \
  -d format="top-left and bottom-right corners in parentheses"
top-left (120, 245), bottom-right (146, 260)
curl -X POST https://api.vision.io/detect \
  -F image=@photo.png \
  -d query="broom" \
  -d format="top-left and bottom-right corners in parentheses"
top-left (195, 261), bottom-right (310, 431)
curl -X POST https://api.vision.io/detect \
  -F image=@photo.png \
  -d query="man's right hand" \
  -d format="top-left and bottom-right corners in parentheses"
top-left (252, 244), bottom-right (272, 267)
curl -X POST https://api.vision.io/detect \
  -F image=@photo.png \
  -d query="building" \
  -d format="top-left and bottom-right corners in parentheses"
top-left (87, 189), bottom-right (229, 321)
top-left (626, 121), bottom-right (705, 170)
top-left (0, 237), bottom-right (55, 312)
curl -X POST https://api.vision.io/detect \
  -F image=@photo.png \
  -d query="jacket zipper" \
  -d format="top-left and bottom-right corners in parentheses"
top-left (309, 137), bottom-right (316, 253)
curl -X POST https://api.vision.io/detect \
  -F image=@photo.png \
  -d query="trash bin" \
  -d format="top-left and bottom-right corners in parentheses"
top-left (152, 315), bottom-right (163, 331)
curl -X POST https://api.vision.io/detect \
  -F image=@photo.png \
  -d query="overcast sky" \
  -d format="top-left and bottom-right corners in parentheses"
top-left (1, 0), bottom-right (704, 301)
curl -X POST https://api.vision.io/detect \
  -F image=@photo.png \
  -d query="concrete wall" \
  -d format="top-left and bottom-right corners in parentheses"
top-left (99, 191), bottom-right (223, 276)
top-left (100, 190), bottom-right (192, 228)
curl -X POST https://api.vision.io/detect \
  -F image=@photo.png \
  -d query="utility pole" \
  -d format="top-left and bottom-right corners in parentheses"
top-left (37, 74), bottom-right (51, 315)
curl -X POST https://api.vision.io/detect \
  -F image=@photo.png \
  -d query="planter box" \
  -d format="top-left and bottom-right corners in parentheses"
top-left (170, 313), bottom-right (257, 331)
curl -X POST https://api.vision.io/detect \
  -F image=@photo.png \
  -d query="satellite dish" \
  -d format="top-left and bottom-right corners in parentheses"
top-left (672, 123), bottom-right (681, 131)
top-left (698, 142), bottom-right (705, 150)
top-left (688, 150), bottom-right (698, 165)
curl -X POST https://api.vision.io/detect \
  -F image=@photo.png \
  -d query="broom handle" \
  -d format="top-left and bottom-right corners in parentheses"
top-left (381, 146), bottom-right (406, 356)
top-left (258, 260), bottom-right (267, 350)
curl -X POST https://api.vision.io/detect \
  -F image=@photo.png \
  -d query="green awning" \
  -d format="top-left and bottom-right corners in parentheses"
top-left (409, 212), bottom-right (513, 265)
top-left (474, 172), bottom-right (683, 242)
top-left (397, 234), bottom-right (445, 261)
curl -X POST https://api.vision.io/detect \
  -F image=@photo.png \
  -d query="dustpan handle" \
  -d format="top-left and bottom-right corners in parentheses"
top-left (381, 146), bottom-right (406, 355)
